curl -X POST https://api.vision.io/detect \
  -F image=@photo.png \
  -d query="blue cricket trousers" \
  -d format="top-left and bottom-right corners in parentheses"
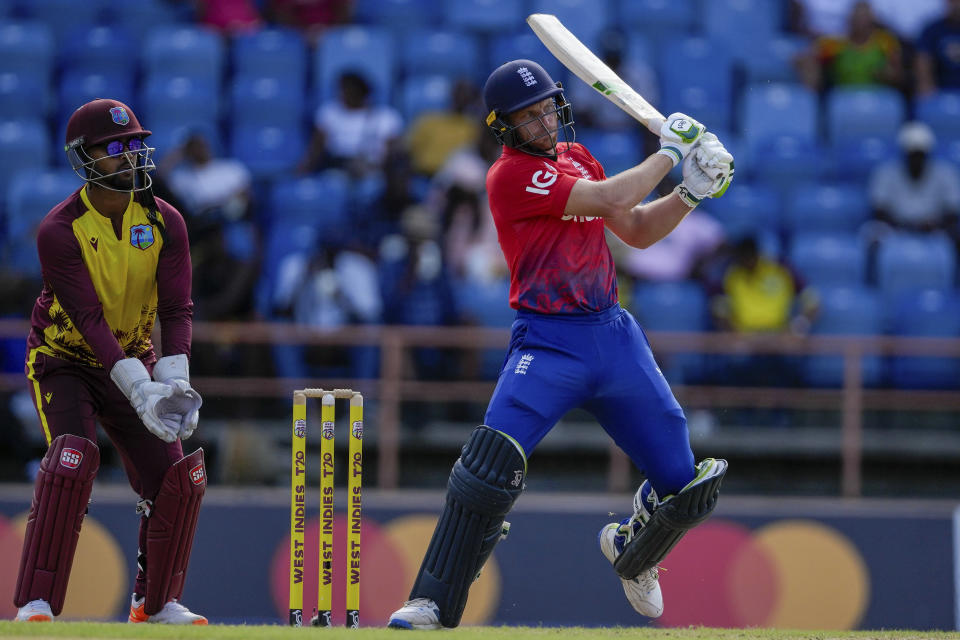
top-left (484, 303), bottom-right (695, 495)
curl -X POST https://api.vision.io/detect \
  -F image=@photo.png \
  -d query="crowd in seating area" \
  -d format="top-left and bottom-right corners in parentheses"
top-left (0, 0), bottom-right (958, 392)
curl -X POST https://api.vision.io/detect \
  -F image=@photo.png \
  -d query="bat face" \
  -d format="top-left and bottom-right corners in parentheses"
top-left (527, 13), bottom-right (664, 135)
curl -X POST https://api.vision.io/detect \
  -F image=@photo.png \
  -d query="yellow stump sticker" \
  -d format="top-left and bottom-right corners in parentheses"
top-left (288, 393), bottom-right (307, 627)
top-left (346, 393), bottom-right (363, 628)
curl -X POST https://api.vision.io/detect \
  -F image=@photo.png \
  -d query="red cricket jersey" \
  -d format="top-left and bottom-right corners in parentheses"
top-left (486, 143), bottom-right (618, 313)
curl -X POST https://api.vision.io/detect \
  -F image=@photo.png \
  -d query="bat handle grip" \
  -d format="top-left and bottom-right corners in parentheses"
top-left (646, 117), bottom-right (664, 137)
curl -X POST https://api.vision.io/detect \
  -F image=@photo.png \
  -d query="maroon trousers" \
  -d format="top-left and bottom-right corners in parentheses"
top-left (25, 351), bottom-right (185, 597)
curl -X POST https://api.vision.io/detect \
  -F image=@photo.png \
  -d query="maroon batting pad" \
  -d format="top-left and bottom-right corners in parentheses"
top-left (14, 434), bottom-right (99, 615)
top-left (143, 448), bottom-right (206, 615)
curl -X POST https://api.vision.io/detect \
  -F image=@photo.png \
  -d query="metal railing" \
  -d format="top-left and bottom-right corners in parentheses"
top-left (2, 318), bottom-right (959, 496)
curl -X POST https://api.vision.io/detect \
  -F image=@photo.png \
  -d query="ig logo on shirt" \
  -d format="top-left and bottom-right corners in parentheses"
top-left (525, 164), bottom-right (558, 195)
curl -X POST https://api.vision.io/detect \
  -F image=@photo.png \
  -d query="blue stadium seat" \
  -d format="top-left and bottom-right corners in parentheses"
top-left (19, 0), bottom-right (103, 41)
top-left (104, 0), bottom-right (192, 40)
top-left (574, 129), bottom-right (643, 176)
top-left (0, 119), bottom-right (48, 198)
top-left (140, 75), bottom-right (220, 129)
top-left (529, 0), bottom-right (608, 46)
top-left (400, 75), bottom-right (452, 122)
top-left (888, 289), bottom-right (960, 389)
top-left (454, 275), bottom-right (514, 379)
top-left (825, 88), bottom-right (905, 144)
top-left (231, 27), bottom-right (306, 85)
top-left (143, 26), bottom-right (224, 86)
top-left (630, 280), bottom-right (709, 383)
top-left (146, 120), bottom-right (222, 165)
top-left (60, 25), bottom-right (136, 78)
top-left (0, 21), bottom-right (54, 77)
top-left (704, 0), bottom-right (780, 49)
top-left (255, 221), bottom-right (318, 318)
top-left (230, 75), bottom-right (304, 129)
top-left (749, 136), bottom-right (824, 193)
top-left (618, 0), bottom-right (697, 33)
top-left (740, 83), bottom-right (818, 145)
top-left (876, 233), bottom-right (957, 298)
top-left (57, 72), bottom-right (136, 121)
top-left (738, 35), bottom-right (806, 84)
top-left (445, 0), bottom-right (525, 33)
top-left (788, 232), bottom-right (867, 287)
top-left (658, 37), bottom-right (733, 130)
top-left (354, 0), bottom-right (440, 27)
top-left (314, 26), bottom-right (394, 106)
top-left (400, 29), bottom-right (482, 83)
top-left (830, 135), bottom-right (897, 185)
top-left (268, 171), bottom-right (351, 241)
top-left (782, 182), bottom-right (871, 234)
top-left (915, 91), bottom-right (960, 141)
top-left (230, 123), bottom-right (306, 181)
top-left (0, 72), bottom-right (51, 119)
top-left (804, 285), bottom-right (883, 387)
top-left (2, 168), bottom-right (76, 276)
top-left (936, 137), bottom-right (960, 166)
top-left (488, 32), bottom-right (567, 82)
top-left (704, 181), bottom-right (781, 237)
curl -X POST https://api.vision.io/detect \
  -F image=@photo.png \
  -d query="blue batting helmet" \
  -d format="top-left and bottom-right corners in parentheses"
top-left (483, 59), bottom-right (573, 153)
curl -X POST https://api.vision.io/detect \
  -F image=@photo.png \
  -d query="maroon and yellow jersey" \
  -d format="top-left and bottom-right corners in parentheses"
top-left (26, 186), bottom-right (193, 370)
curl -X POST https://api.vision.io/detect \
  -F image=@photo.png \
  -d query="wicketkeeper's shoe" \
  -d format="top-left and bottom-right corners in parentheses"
top-left (599, 522), bottom-right (664, 618)
top-left (128, 595), bottom-right (208, 625)
top-left (387, 597), bottom-right (442, 630)
top-left (15, 599), bottom-right (53, 622)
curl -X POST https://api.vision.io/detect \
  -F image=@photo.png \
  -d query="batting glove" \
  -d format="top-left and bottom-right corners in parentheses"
top-left (153, 354), bottom-right (203, 440)
top-left (110, 358), bottom-right (180, 443)
top-left (657, 112), bottom-right (705, 167)
top-left (676, 132), bottom-right (735, 207)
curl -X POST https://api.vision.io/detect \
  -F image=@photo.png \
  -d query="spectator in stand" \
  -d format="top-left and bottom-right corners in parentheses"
top-left (407, 79), bottom-right (482, 177)
top-left (196, 0), bottom-right (262, 33)
top-left (298, 70), bottom-right (404, 178)
top-left (795, 0), bottom-right (903, 92)
top-left (915, 0), bottom-right (960, 95)
top-left (263, 0), bottom-right (351, 42)
top-left (868, 121), bottom-right (960, 240)
top-left (158, 132), bottom-right (259, 322)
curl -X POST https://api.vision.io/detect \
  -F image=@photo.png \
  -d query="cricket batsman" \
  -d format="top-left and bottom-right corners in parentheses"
top-left (388, 60), bottom-right (732, 629)
top-left (13, 99), bottom-right (207, 624)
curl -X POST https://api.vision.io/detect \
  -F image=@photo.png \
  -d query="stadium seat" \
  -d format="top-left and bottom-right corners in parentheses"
top-left (915, 91), bottom-right (960, 141)
top-left (19, 0), bottom-right (103, 41)
top-left (631, 280), bottom-right (709, 383)
top-left (0, 72), bottom-right (51, 120)
top-left (146, 120), bottom-right (222, 165)
top-left (58, 72), bottom-right (136, 121)
top-left (230, 75), bottom-right (304, 129)
top-left (804, 285), bottom-right (883, 387)
top-left (60, 25), bottom-right (136, 78)
top-left (788, 232), bottom-right (867, 287)
top-left (488, 32), bottom-right (567, 83)
top-left (739, 35), bottom-right (807, 84)
top-left (876, 233), bottom-right (957, 297)
top-left (529, 0), bottom-right (608, 46)
top-left (740, 83), bottom-right (818, 145)
top-left (0, 21), bottom-right (54, 77)
top-left (400, 74), bottom-right (452, 122)
top-left (230, 123), bottom-right (306, 181)
top-left (445, 0), bottom-right (525, 33)
top-left (782, 182), bottom-right (871, 234)
top-left (353, 0), bottom-right (440, 27)
top-left (574, 129), bottom-right (642, 176)
top-left (140, 75), bottom-right (220, 129)
top-left (268, 171), bottom-right (351, 241)
top-left (658, 37), bottom-right (733, 130)
top-left (936, 137), bottom-right (960, 167)
top-left (313, 26), bottom-right (394, 106)
top-left (830, 135), bottom-right (897, 185)
top-left (255, 221), bottom-right (318, 318)
top-left (143, 26), bottom-right (224, 86)
top-left (825, 87), bottom-right (905, 144)
top-left (887, 289), bottom-right (960, 389)
top-left (400, 29), bottom-right (482, 83)
top-left (704, 0), bottom-right (780, 49)
top-left (749, 136), bottom-right (825, 193)
top-left (231, 27), bottom-right (307, 85)
top-left (2, 167), bottom-right (75, 276)
top-left (0, 119), bottom-right (48, 198)
top-left (454, 275), bottom-right (514, 379)
top-left (104, 0), bottom-right (192, 40)
top-left (704, 181), bottom-right (781, 237)
top-left (617, 0), bottom-right (697, 34)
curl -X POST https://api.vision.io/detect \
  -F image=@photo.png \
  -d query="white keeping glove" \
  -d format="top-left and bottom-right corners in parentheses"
top-left (676, 132), bottom-right (735, 207)
top-left (110, 358), bottom-right (180, 443)
top-left (656, 112), bottom-right (705, 167)
top-left (152, 354), bottom-right (203, 440)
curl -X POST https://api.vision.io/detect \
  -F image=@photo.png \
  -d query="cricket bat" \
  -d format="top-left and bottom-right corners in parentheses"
top-left (526, 13), bottom-right (665, 136)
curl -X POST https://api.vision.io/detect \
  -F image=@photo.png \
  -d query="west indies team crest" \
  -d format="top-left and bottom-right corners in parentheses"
top-left (110, 106), bottom-right (129, 125)
top-left (130, 224), bottom-right (154, 250)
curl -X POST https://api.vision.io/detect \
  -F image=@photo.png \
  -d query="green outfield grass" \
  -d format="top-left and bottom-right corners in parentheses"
top-left (0, 623), bottom-right (956, 640)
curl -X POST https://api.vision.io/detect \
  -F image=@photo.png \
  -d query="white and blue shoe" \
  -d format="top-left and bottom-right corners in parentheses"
top-left (387, 597), bottom-right (441, 630)
top-left (598, 521), bottom-right (664, 618)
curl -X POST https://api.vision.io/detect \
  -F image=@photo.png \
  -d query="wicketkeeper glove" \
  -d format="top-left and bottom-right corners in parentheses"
top-left (657, 112), bottom-right (705, 167)
top-left (152, 354), bottom-right (203, 440)
top-left (110, 358), bottom-right (180, 443)
top-left (675, 132), bottom-right (735, 208)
